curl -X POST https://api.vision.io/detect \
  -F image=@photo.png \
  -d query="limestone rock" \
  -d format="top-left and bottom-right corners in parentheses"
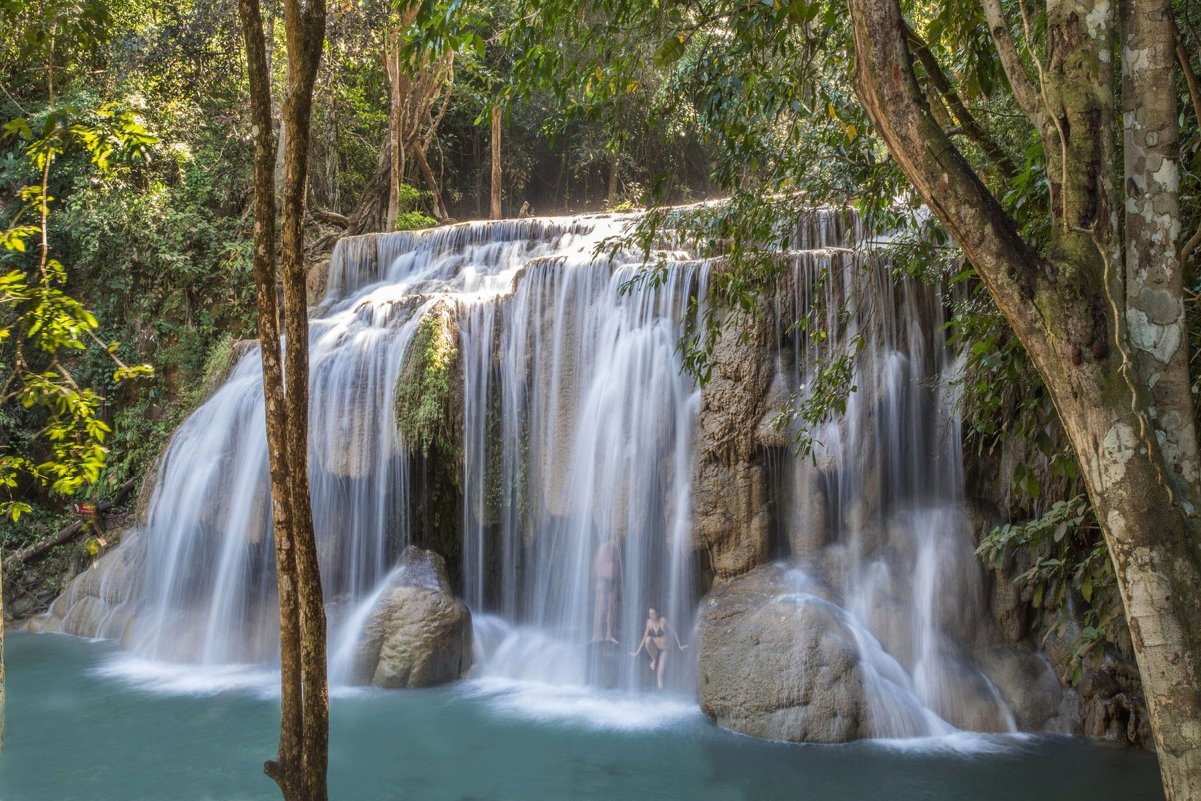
top-left (1077, 652), bottom-right (1152, 746)
top-left (307, 257), bottom-right (331, 302)
top-left (692, 310), bottom-right (777, 577)
top-left (30, 529), bottom-right (144, 643)
top-left (698, 564), bottom-right (870, 743)
top-left (353, 546), bottom-right (472, 688)
top-left (787, 470), bottom-right (830, 557)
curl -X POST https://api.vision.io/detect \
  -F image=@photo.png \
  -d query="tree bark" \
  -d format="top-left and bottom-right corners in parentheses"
top-left (1, 564), bottom-right (5, 751)
top-left (347, 137), bottom-right (391, 235)
top-left (386, 30), bottom-right (403, 231)
top-left (279, 0), bottom-right (329, 798)
top-left (238, 0), bottom-right (328, 798)
top-left (382, 12), bottom-right (451, 227)
top-left (608, 148), bottom-right (620, 206)
top-left (846, 0), bottom-right (1201, 796)
top-left (415, 144), bottom-right (448, 220)
top-left (1122, 0), bottom-right (1201, 542)
top-left (490, 104), bottom-right (502, 219)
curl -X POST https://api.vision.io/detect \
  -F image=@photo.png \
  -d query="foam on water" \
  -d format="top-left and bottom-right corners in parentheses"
top-left (466, 677), bottom-right (701, 731)
top-left (94, 654), bottom-right (279, 698)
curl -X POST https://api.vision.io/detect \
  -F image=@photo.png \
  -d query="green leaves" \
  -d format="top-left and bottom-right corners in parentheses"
top-left (655, 32), bottom-right (688, 67)
top-left (976, 494), bottom-right (1118, 685)
top-left (1, 95), bottom-right (156, 519)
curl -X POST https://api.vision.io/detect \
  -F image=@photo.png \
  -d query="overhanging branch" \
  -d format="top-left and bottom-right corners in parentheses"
top-left (904, 22), bottom-right (1019, 179)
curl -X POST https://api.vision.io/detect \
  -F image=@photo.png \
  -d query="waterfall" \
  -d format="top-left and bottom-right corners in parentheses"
top-left (40, 207), bottom-right (1028, 736)
top-left (771, 213), bottom-right (1016, 734)
top-left (458, 247), bottom-right (705, 691)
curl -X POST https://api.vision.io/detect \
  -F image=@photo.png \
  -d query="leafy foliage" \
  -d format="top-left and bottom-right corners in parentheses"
top-left (1, 95), bottom-right (155, 518)
top-left (393, 183), bottom-right (438, 230)
top-left (977, 496), bottom-right (1120, 684)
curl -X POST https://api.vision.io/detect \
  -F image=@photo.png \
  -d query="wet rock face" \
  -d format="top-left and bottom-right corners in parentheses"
top-left (978, 645), bottom-right (1078, 732)
top-left (352, 546), bottom-right (472, 688)
top-left (1041, 621), bottom-right (1153, 747)
top-left (692, 310), bottom-right (777, 578)
top-left (697, 564), bottom-right (870, 743)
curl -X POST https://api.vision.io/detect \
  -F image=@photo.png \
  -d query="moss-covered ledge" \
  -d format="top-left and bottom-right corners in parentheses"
top-left (395, 300), bottom-right (466, 589)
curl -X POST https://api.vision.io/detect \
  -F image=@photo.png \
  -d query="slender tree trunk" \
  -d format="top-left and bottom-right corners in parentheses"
top-left (279, 0), bottom-right (328, 798)
top-left (473, 131), bottom-right (482, 218)
top-left (1, 566), bottom-right (5, 751)
top-left (275, 119), bottom-right (288, 202)
top-left (415, 144), bottom-right (447, 220)
top-left (845, 0), bottom-right (1201, 796)
top-left (490, 105), bottom-right (502, 219)
top-left (386, 30), bottom-right (402, 231)
top-left (1122, 0), bottom-right (1201, 537)
top-left (239, 0), bottom-right (328, 798)
top-left (607, 149), bottom-right (620, 206)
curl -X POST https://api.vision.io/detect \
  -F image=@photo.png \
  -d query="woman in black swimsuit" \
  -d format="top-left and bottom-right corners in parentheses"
top-left (631, 607), bottom-right (687, 689)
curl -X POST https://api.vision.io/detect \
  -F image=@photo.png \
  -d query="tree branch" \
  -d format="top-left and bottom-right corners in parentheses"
top-left (904, 22), bottom-right (1019, 179)
top-left (980, 0), bottom-right (1045, 127)
top-left (2, 479), bottom-right (136, 572)
top-left (852, 0), bottom-right (1046, 336)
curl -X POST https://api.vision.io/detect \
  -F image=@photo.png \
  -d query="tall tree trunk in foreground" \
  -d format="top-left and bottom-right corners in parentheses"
top-left (1, 568), bottom-right (5, 750)
top-left (279, 2), bottom-right (329, 797)
top-left (846, 0), bottom-right (1201, 796)
top-left (386, 29), bottom-right (404, 230)
top-left (238, 0), bottom-right (329, 799)
top-left (490, 104), bottom-right (502, 219)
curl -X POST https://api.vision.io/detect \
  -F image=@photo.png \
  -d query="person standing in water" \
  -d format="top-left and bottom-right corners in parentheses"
top-left (631, 607), bottom-right (687, 689)
top-left (592, 537), bottom-right (623, 643)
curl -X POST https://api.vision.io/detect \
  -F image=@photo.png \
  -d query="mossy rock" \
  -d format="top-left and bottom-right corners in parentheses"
top-left (395, 301), bottom-right (464, 470)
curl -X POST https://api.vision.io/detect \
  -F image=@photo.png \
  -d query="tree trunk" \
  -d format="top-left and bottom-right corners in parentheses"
top-left (490, 104), bottom-right (502, 219)
top-left (607, 149), bottom-right (620, 206)
top-left (1, 565), bottom-right (5, 751)
top-left (1122, 0), bottom-right (1201, 540)
top-left (414, 144), bottom-right (447, 220)
top-left (845, 0), bottom-right (1201, 796)
top-left (347, 137), bottom-right (391, 235)
top-left (238, 0), bottom-right (329, 798)
top-left (279, 0), bottom-right (329, 798)
top-left (386, 30), bottom-right (403, 231)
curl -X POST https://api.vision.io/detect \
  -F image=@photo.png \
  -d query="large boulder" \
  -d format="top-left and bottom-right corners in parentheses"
top-left (352, 546), bottom-right (472, 688)
top-left (698, 564), bottom-right (871, 743)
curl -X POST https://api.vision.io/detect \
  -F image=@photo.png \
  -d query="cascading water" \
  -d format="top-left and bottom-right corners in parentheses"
top-left (769, 212), bottom-right (1017, 735)
top-left (457, 249), bottom-right (705, 691)
top-left (44, 215), bottom-right (702, 691)
top-left (39, 207), bottom-right (1043, 737)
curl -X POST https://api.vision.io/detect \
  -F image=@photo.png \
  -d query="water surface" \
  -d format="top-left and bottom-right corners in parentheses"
top-left (0, 634), bottom-right (1164, 801)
